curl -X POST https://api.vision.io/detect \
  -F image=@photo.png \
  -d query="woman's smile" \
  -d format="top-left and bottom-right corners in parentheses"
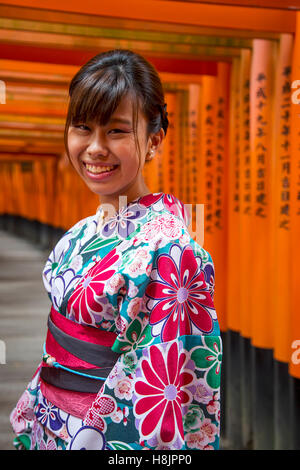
top-left (82, 161), bottom-right (120, 180)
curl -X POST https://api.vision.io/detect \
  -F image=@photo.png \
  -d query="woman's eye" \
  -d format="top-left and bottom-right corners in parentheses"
top-left (71, 124), bottom-right (89, 131)
top-left (109, 129), bottom-right (124, 134)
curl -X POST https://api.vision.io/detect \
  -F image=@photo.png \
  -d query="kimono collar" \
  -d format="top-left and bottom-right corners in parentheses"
top-left (96, 192), bottom-right (191, 230)
top-left (137, 192), bottom-right (191, 227)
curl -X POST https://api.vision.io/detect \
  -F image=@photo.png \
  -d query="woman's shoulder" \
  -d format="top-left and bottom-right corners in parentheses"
top-left (42, 211), bottom-right (98, 293)
top-left (187, 236), bottom-right (214, 263)
top-left (65, 211), bottom-right (98, 237)
top-left (50, 213), bottom-right (95, 255)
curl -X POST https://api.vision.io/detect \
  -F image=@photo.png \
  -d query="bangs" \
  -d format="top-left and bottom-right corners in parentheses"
top-left (69, 68), bottom-right (134, 126)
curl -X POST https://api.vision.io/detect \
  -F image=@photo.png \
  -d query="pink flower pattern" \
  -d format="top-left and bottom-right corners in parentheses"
top-left (141, 214), bottom-right (184, 242)
top-left (186, 418), bottom-right (218, 449)
top-left (10, 390), bottom-right (35, 434)
top-left (145, 244), bottom-right (214, 341)
top-left (115, 377), bottom-right (134, 400)
top-left (84, 395), bottom-right (117, 432)
top-left (67, 248), bottom-right (119, 326)
top-left (133, 341), bottom-right (195, 447)
top-left (40, 438), bottom-right (57, 450)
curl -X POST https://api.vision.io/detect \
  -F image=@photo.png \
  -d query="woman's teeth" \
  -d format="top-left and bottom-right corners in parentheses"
top-left (85, 164), bottom-right (116, 174)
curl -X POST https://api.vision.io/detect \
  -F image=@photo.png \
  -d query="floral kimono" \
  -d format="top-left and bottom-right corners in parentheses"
top-left (10, 192), bottom-right (222, 451)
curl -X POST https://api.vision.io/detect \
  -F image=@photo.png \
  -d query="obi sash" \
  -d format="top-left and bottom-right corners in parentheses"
top-left (40, 306), bottom-right (120, 393)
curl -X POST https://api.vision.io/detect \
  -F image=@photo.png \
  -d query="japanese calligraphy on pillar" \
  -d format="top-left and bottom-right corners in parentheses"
top-left (214, 96), bottom-right (226, 229)
top-left (188, 84), bottom-right (201, 226)
top-left (190, 107), bottom-right (198, 209)
top-left (279, 66), bottom-right (292, 229)
top-left (242, 79), bottom-right (251, 215)
top-left (233, 86), bottom-right (240, 213)
top-left (162, 87), bottom-right (182, 199)
top-left (204, 101), bottom-right (215, 234)
top-left (253, 72), bottom-right (269, 218)
top-left (178, 91), bottom-right (185, 200)
top-left (182, 90), bottom-right (190, 203)
top-left (200, 76), bottom-right (218, 237)
top-left (168, 111), bottom-right (176, 195)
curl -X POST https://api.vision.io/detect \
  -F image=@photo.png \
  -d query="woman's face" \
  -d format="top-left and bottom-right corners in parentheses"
top-left (67, 94), bottom-right (155, 201)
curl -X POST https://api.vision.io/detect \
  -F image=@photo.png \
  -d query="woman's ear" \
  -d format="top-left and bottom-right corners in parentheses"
top-left (146, 128), bottom-right (165, 160)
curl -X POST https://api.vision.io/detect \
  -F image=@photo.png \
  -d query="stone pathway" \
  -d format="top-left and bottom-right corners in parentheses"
top-left (0, 230), bottom-right (50, 450)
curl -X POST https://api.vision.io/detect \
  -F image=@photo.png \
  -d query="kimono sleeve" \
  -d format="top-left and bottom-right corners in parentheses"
top-left (89, 237), bottom-right (222, 450)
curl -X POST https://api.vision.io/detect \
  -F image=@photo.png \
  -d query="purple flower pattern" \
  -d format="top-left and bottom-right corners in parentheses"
top-left (35, 396), bottom-right (64, 432)
top-left (100, 203), bottom-right (147, 239)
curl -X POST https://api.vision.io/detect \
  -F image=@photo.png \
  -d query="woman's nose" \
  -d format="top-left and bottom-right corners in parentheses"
top-left (86, 132), bottom-right (108, 157)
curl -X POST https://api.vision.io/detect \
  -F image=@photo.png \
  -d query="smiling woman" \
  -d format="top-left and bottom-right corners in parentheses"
top-left (10, 49), bottom-right (222, 451)
top-left (63, 50), bottom-right (168, 214)
top-left (66, 93), bottom-right (155, 207)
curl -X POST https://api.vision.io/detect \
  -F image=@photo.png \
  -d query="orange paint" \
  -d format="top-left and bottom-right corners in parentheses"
top-left (211, 63), bottom-right (230, 332)
top-left (239, 49), bottom-right (252, 338)
top-left (290, 12), bottom-right (300, 379)
top-left (226, 57), bottom-right (241, 333)
top-left (1, 0), bottom-right (296, 33)
top-left (272, 34), bottom-right (293, 364)
top-left (249, 39), bottom-right (275, 349)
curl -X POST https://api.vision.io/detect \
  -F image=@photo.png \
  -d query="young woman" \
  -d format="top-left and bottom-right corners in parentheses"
top-left (10, 49), bottom-right (222, 450)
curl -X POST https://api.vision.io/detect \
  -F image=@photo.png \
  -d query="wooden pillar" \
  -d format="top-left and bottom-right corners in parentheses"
top-left (225, 57), bottom-right (242, 449)
top-left (238, 48), bottom-right (253, 449)
top-left (290, 10), bottom-right (300, 451)
top-left (249, 38), bottom-right (276, 450)
top-left (271, 33), bottom-right (293, 450)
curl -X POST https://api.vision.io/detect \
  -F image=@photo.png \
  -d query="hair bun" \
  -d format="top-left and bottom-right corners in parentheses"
top-left (160, 102), bottom-right (169, 135)
top-left (162, 103), bottom-right (168, 118)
